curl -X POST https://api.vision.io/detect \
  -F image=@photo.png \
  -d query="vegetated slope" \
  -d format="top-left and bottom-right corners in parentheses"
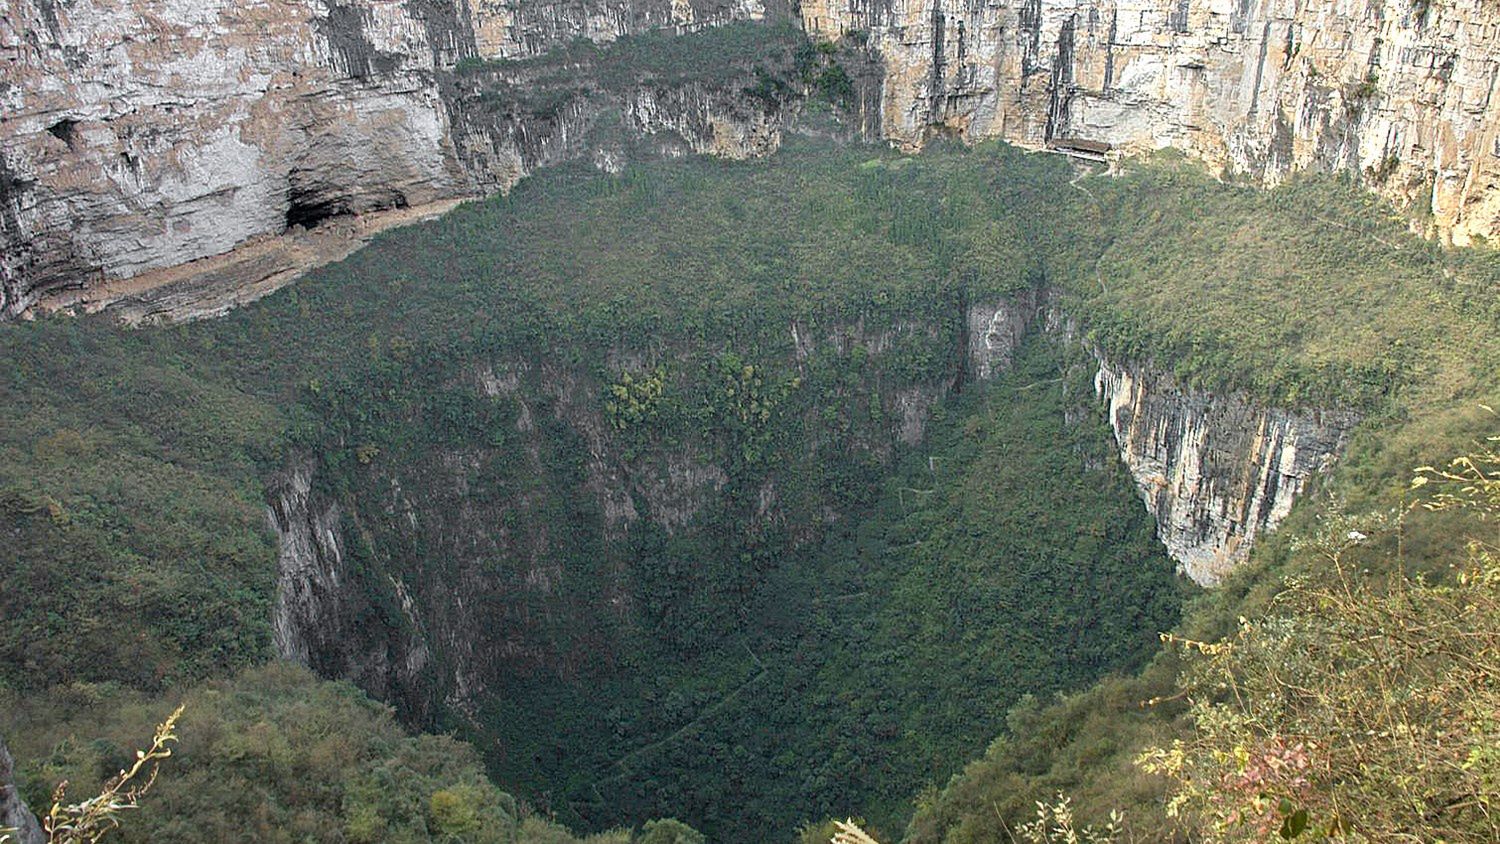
top-left (0, 663), bottom-right (655, 844)
top-left (217, 140), bottom-right (1180, 836)
top-left (903, 160), bottom-right (1500, 842)
top-left (581, 336), bottom-right (1181, 835)
top-left (0, 138), bottom-right (1040, 697)
top-left (2, 139), bottom-right (1176, 839)
top-left (2, 139), bottom-right (1496, 841)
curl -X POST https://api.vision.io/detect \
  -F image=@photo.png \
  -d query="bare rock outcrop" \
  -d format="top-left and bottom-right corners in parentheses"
top-left (1094, 358), bottom-right (1357, 584)
top-left (0, 735), bottom-right (43, 844)
top-left (7, 0), bottom-right (1496, 318)
top-left (0, 0), bottom-right (781, 319)
top-left (804, 0), bottom-right (1500, 243)
top-left (965, 295), bottom-right (1358, 585)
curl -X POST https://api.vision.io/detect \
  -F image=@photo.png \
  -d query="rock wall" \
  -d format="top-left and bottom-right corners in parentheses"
top-left (471, 0), bottom-right (771, 58)
top-left (1093, 359), bottom-right (1358, 584)
top-left (803, 0), bottom-right (1500, 243)
top-left (439, 58), bottom-right (796, 196)
top-left (0, 0), bottom-right (474, 317)
top-left (8, 0), bottom-right (1496, 318)
top-left (0, 735), bottom-right (43, 844)
top-left (965, 295), bottom-right (1358, 585)
top-left (0, 0), bottom-right (782, 319)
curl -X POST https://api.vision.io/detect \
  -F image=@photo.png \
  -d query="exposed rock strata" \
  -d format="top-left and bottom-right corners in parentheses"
top-left (268, 457), bottom-right (442, 717)
top-left (7, 0), bottom-right (1498, 319)
top-left (267, 460), bottom-right (349, 670)
top-left (965, 294), bottom-right (1357, 585)
top-left (1, 0), bottom-right (471, 317)
top-left (803, 0), bottom-right (1500, 243)
top-left (0, 0), bottom-right (783, 319)
top-left (439, 62), bottom-right (798, 196)
top-left (471, 0), bottom-right (772, 58)
top-left (41, 198), bottom-right (465, 325)
top-left (1094, 358), bottom-right (1357, 584)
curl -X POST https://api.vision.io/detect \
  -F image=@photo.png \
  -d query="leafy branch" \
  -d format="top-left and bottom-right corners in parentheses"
top-left (42, 705), bottom-right (184, 844)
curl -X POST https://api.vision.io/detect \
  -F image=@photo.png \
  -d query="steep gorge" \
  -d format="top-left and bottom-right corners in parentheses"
top-left (263, 284), bottom-right (1353, 834)
top-left (4, 133), bottom-right (1463, 839)
top-left (5, 0), bottom-right (1499, 319)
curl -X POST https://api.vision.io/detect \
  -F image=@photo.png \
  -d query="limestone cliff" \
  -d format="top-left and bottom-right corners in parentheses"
top-left (470, 0), bottom-right (772, 58)
top-left (0, 0), bottom-right (786, 319)
top-left (1, 0), bottom-right (470, 317)
top-left (966, 295), bottom-right (1358, 585)
top-left (8, 0), bottom-right (1496, 318)
top-left (1094, 357), bottom-right (1357, 584)
top-left (803, 0), bottom-right (1500, 243)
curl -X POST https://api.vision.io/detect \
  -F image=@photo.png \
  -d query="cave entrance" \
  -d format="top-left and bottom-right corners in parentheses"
top-left (284, 184), bottom-right (350, 231)
top-left (284, 181), bottom-right (410, 231)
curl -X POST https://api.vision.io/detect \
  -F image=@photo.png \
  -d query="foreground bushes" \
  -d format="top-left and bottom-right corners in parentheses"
top-left (2, 664), bottom-right (694, 843)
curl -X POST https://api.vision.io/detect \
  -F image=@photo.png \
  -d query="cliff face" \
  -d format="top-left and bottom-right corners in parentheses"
top-left (471, 0), bottom-right (771, 58)
top-left (1094, 358), bottom-right (1357, 584)
top-left (0, 0), bottom-right (785, 319)
top-left (438, 44), bottom-right (800, 196)
top-left (966, 296), bottom-right (1358, 585)
top-left (803, 0), bottom-right (1500, 243)
top-left (1, 0), bottom-right (470, 317)
top-left (0, 735), bottom-right (43, 844)
top-left (7, 0), bottom-right (1497, 318)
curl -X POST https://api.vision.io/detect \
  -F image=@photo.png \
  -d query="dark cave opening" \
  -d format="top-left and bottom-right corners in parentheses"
top-left (284, 186), bottom-right (351, 231)
top-left (46, 118), bottom-right (78, 148)
top-left (285, 184), bottom-right (411, 231)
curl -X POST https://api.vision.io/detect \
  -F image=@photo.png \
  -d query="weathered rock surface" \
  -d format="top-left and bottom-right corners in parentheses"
top-left (9, 0), bottom-right (1494, 318)
top-left (0, 735), bottom-right (43, 844)
top-left (0, 0), bottom-right (785, 319)
top-left (804, 0), bottom-right (1500, 243)
top-left (965, 294), bottom-right (1358, 585)
top-left (471, 0), bottom-right (771, 58)
top-left (440, 57), bottom-right (799, 196)
top-left (1, 0), bottom-right (472, 317)
top-left (1094, 357), bottom-right (1357, 584)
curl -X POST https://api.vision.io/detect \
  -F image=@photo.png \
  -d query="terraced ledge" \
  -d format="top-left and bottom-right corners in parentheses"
top-left (31, 198), bottom-right (471, 327)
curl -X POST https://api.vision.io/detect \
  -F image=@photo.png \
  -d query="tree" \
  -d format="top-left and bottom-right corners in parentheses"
top-left (635, 818), bottom-right (704, 844)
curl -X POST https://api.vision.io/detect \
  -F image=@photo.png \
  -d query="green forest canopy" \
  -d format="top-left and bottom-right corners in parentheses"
top-left (1, 135), bottom-right (1497, 841)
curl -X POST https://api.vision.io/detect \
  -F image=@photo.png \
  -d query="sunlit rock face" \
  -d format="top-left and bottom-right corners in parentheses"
top-left (0, 735), bottom-right (42, 844)
top-left (1093, 358), bottom-right (1357, 585)
top-left (0, 0), bottom-right (783, 319)
top-left (1, 0), bottom-right (469, 317)
top-left (5, 0), bottom-right (1497, 317)
top-left (803, 0), bottom-right (1500, 244)
top-left (469, 0), bottom-right (771, 58)
top-left (965, 296), bottom-right (1359, 586)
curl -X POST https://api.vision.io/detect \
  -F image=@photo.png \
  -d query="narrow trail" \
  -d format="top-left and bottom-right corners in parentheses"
top-left (1311, 214), bottom-right (1403, 251)
top-left (584, 645), bottom-right (770, 798)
